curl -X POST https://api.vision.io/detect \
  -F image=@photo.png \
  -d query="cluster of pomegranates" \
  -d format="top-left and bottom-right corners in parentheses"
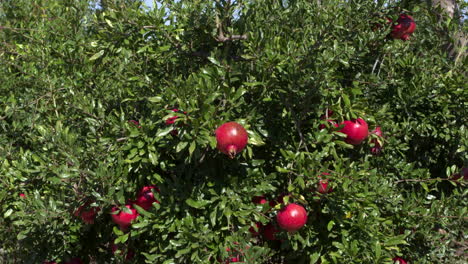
top-left (250, 194), bottom-right (307, 240)
top-left (389, 14), bottom-right (416, 41)
top-left (373, 13), bottom-right (416, 41)
top-left (111, 184), bottom-right (160, 230)
top-left (55, 185), bottom-right (159, 263)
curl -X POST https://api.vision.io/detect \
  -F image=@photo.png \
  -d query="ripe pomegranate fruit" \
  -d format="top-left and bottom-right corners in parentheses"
top-left (276, 203), bottom-right (308, 232)
top-left (451, 167), bottom-right (468, 181)
top-left (249, 222), bottom-right (263, 236)
top-left (268, 193), bottom-right (289, 208)
top-left (319, 110), bottom-right (338, 130)
top-left (74, 201), bottom-right (100, 224)
top-left (111, 243), bottom-right (135, 261)
top-left (370, 126), bottom-right (383, 155)
top-left (339, 118), bottom-right (369, 145)
top-left (392, 256), bottom-right (408, 264)
top-left (215, 122), bottom-right (248, 158)
top-left (390, 14), bottom-right (416, 41)
top-left (64, 258), bottom-right (83, 264)
top-left (262, 223), bottom-right (280, 241)
top-left (319, 119), bottom-right (339, 130)
top-left (134, 185), bottom-right (160, 211)
top-left (111, 204), bottom-right (139, 231)
top-left (317, 172), bottom-right (333, 194)
top-left (19, 193), bottom-right (26, 198)
top-left (252, 195), bottom-right (267, 205)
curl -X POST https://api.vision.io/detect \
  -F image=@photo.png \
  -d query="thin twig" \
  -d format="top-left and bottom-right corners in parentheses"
top-left (215, 8), bottom-right (247, 42)
top-left (394, 178), bottom-right (464, 183)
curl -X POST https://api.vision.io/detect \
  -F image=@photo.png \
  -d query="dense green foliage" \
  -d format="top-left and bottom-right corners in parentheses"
top-left (0, 0), bottom-right (466, 263)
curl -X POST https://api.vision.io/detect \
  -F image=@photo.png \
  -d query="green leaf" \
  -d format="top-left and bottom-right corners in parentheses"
top-left (186, 199), bottom-right (210, 209)
top-left (156, 126), bottom-right (174, 137)
top-left (189, 141), bottom-right (196, 156)
top-left (148, 96), bottom-right (162, 103)
top-left (176, 141), bottom-right (188, 153)
top-left (4, 208), bottom-right (13, 218)
top-left (89, 50), bottom-right (104, 61)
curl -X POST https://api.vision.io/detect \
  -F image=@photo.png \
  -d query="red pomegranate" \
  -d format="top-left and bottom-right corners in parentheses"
top-left (339, 118), bottom-right (369, 145)
top-left (74, 202), bottom-right (100, 224)
top-left (451, 167), bottom-right (468, 181)
top-left (390, 14), bottom-right (416, 41)
top-left (319, 119), bottom-right (339, 130)
top-left (134, 185), bottom-right (160, 211)
top-left (262, 223), bottom-right (280, 241)
top-left (111, 204), bottom-right (139, 231)
top-left (317, 172), bottom-right (333, 194)
top-left (319, 110), bottom-right (338, 130)
top-left (63, 258), bottom-right (83, 264)
top-left (276, 203), bottom-right (308, 232)
top-left (19, 193), bottom-right (26, 198)
top-left (370, 126), bottom-right (383, 155)
top-left (392, 256), bottom-right (408, 264)
top-left (249, 222), bottom-right (263, 236)
top-left (215, 122), bottom-right (248, 158)
top-left (252, 195), bottom-right (267, 205)
top-left (111, 243), bottom-right (135, 261)
top-left (268, 193), bottom-right (289, 208)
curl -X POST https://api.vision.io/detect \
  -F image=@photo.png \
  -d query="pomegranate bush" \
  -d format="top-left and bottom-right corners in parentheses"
top-left (0, 0), bottom-right (466, 263)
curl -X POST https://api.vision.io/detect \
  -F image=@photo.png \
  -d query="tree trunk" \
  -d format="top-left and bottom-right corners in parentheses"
top-left (430, 0), bottom-right (466, 64)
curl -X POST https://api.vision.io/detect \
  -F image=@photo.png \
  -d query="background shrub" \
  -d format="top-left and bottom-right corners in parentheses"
top-left (0, 0), bottom-right (466, 263)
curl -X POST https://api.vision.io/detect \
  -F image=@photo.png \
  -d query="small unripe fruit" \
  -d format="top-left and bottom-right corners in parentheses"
top-left (215, 122), bottom-right (248, 158)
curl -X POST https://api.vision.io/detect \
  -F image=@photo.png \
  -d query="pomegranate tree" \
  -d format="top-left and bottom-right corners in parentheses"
top-left (111, 204), bottom-right (139, 231)
top-left (390, 14), bottom-right (416, 41)
top-left (276, 203), bottom-right (308, 232)
top-left (339, 118), bottom-right (369, 145)
top-left (215, 122), bottom-right (248, 158)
